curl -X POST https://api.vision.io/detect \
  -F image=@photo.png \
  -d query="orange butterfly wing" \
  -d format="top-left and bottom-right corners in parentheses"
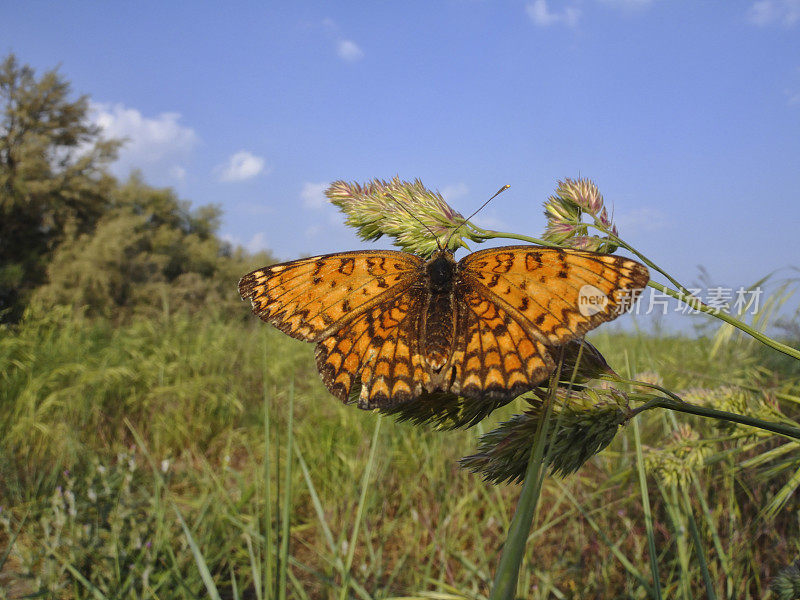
top-left (238, 250), bottom-right (423, 342)
top-left (239, 250), bottom-right (435, 408)
top-left (447, 283), bottom-right (556, 401)
top-left (437, 246), bottom-right (649, 402)
top-left (240, 244), bottom-right (649, 411)
top-left (459, 246), bottom-right (649, 346)
top-left (314, 288), bottom-right (431, 408)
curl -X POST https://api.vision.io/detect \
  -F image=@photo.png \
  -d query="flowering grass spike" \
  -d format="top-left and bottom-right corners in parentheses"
top-left (461, 388), bottom-right (630, 482)
top-left (771, 560), bottom-right (800, 600)
top-left (543, 177), bottom-right (619, 252)
top-left (326, 177), bottom-right (480, 256)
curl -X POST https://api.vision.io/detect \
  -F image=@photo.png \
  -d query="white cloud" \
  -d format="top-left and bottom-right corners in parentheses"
top-left (91, 102), bottom-right (198, 183)
top-left (216, 151), bottom-right (267, 182)
top-left (245, 232), bottom-right (269, 253)
top-left (222, 232), bottom-right (270, 253)
top-left (526, 0), bottom-right (581, 27)
top-left (747, 0), bottom-right (800, 26)
top-left (337, 39), bottom-right (364, 62)
top-left (322, 18), bottom-right (364, 62)
top-left (440, 182), bottom-right (469, 203)
top-left (301, 182), bottom-right (329, 208)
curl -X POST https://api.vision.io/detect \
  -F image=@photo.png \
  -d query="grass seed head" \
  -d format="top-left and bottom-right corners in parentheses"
top-left (327, 177), bottom-right (479, 256)
top-left (460, 388), bottom-right (629, 483)
top-left (381, 390), bottom-right (513, 430)
top-left (771, 559), bottom-right (800, 600)
top-left (560, 339), bottom-right (617, 383)
top-left (634, 371), bottom-right (663, 388)
top-left (643, 424), bottom-right (710, 487)
top-left (543, 177), bottom-right (619, 253)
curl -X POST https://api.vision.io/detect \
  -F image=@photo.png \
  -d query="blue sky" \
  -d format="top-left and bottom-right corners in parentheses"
top-left (3, 1), bottom-right (799, 300)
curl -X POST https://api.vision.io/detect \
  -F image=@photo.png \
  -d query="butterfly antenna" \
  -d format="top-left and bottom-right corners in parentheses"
top-left (444, 184), bottom-right (510, 250)
top-left (386, 192), bottom-right (445, 252)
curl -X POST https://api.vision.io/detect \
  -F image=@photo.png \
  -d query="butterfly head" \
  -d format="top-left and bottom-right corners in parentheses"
top-left (426, 249), bottom-right (457, 293)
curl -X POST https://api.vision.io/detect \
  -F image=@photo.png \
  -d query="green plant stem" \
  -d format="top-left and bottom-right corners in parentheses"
top-left (488, 419), bottom-right (549, 599)
top-left (630, 395), bottom-right (800, 441)
top-left (612, 373), bottom-right (800, 439)
top-left (339, 414), bottom-right (382, 600)
top-left (476, 226), bottom-right (800, 362)
top-left (604, 230), bottom-right (687, 297)
top-left (633, 417), bottom-right (663, 599)
top-left (604, 228), bottom-right (800, 361)
top-left (472, 228), bottom-right (552, 248)
top-left (263, 340), bottom-right (272, 600)
top-left (489, 361), bottom-right (560, 599)
top-left (279, 381), bottom-right (294, 600)
top-left (681, 485), bottom-right (717, 600)
top-left (647, 280), bottom-right (800, 361)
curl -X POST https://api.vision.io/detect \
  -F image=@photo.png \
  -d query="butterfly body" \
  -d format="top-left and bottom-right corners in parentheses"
top-left (418, 251), bottom-right (458, 373)
top-left (239, 246), bottom-right (649, 409)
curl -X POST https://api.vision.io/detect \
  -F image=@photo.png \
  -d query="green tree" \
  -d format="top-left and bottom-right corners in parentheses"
top-left (0, 54), bottom-right (120, 321)
top-left (31, 175), bottom-right (273, 319)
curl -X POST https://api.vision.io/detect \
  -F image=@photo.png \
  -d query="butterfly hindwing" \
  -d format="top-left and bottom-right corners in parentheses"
top-left (448, 281), bottom-right (555, 401)
top-left (314, 287), bottom-right (430, 408)
top-left (238, 250), bottom-right (423, 342)
top-left (459, 246), bottom-right (649, 346)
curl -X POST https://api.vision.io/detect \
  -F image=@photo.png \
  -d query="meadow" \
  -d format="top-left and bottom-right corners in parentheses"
top-left (2, 51), bottom-right (799, 600)
top-left (1, 303), bottom-right (799, 599)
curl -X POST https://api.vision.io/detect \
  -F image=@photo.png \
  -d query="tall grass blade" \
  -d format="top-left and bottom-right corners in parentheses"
top-left (173, 504), bottom-right (224, 600)
top-left (127, 420), bottom-right (223, 600)
top-left (762, 464), bottom-right (800, 520)
top-left (681, 486), bottom-right (716, 600)
top-left (263, 339), bottom-right (273, 600)
top-left (53, 554), bottom-right (109, 600)
top-left (662, 482), bottom-right (691, 599)
top-left (288, 567), bottom-right (313, 600)
top-left (279, 379), bottom-right (295, 600)
top-left (295, 439), bottom-right (379, 597)
top-left (339, 414), bottom-right (383, 600)
top-left (245, 533), bottom-right (263, 600)
top-left (633, 417), bottom-right (663, 599)
top-left (294, 441), bottom-right (339, 558)
top-left (488, 373), bottom-right (557, 599)
top-left (555, 480), bottom-right (653, 594)
top-left (691, 475), bottom-right (733, 596)
top-left (0, 510), bottom-right (27, 572)
top-left (230, 563), bottom-right (241, 600)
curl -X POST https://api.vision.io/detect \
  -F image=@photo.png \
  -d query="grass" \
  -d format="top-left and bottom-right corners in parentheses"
top-left (1, 308), bottom-right (799, 598)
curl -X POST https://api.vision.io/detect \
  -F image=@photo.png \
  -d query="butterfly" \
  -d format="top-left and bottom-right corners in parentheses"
top-left (238, 245), bottom-right (649, 410)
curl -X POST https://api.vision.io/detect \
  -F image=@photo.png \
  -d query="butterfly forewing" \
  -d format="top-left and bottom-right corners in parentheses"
top-left (459, 246), bottom-right (649, 346)
top-left (238, 250), bottom-right (423, 342)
